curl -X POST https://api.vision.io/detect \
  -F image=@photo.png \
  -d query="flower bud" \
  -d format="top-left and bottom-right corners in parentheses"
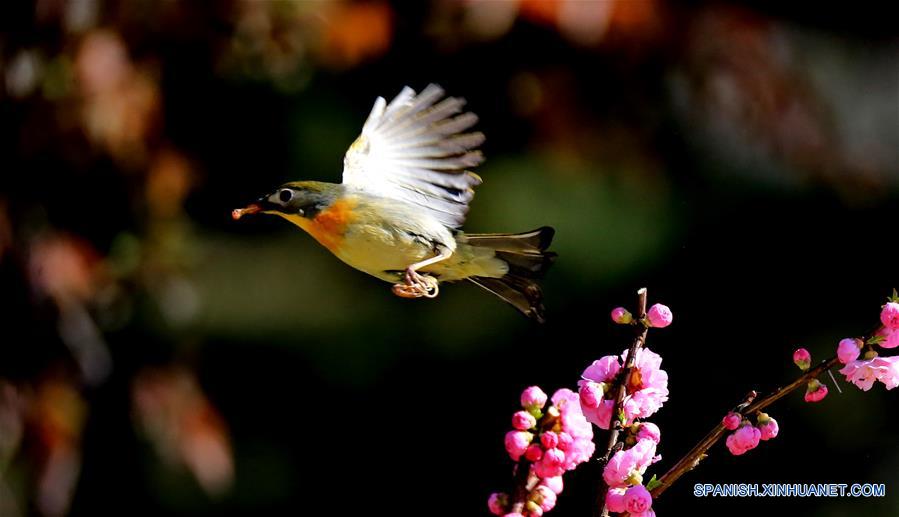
top-left (624, 484), bottom-right (653, 514)
top-left (793, 348), bottom-right (811, 370)
top-left (881, 301), bottom-right (899, 330)
top-left (520, 386), bottom-right (548, 411)
top-left (504, 431), bottom-right (533, 461)
top-left (611, 307), bottom-right (633, 324)
top-left (487, 493), bottom-right (508, 516)
top-left (534, 448), bottom-right (566, 478)
top-left (512, 410), bottom-right (537, 431)
top-left (804, 379), bottom-right (828, 403)
top-left (837, 338), bottom-right (862, 364)
top-left (877, 326), bottom-right (899, 349)
top-left (725, 425), bottom-right (761, 455)
top-left (722, 412), bottom-right (741, 431)
top-left (605, 488), bottom-right (627, 513)
top-left (635, 422), bottom-right (661, 444)
top-left (757, 414), bottom-right (779, 441)
top-left (524, 444), bottom-right (544, 462)
top-left (530, 485), bottom-right (557, 512)
top-left (646, 303), bottom-right (673, 328)
top-left (540, 431), bottom-right (558, 450)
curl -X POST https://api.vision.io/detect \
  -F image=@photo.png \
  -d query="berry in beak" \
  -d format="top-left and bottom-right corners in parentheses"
top-left (232, 204), bottom-right (261, 220)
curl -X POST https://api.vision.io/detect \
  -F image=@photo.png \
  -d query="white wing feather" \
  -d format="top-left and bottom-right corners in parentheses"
top-left (342, 84), bottom-right (485, 229)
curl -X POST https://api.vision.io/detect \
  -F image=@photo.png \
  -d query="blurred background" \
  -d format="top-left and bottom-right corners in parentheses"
top-left (0, 1), bottom-right (897, 516)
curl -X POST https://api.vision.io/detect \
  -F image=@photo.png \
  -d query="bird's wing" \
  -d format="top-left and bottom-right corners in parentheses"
top-left (341, 84), bottom-right (484, 229)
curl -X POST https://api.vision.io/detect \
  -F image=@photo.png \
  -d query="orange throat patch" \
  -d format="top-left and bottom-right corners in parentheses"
top-left (276, 198), bottom-right (356, 252)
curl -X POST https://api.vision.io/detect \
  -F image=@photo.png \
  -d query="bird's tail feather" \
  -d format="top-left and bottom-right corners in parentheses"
top-left (465, 227), bottom-right (556, 323)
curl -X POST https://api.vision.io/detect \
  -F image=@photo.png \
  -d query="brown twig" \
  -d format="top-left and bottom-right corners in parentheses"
top-left (509, 460), bottom-right (540, 514)
top-left (596, 287), bottom-right (649, 516)
top-left (649, 355), bottom-right (841, 498)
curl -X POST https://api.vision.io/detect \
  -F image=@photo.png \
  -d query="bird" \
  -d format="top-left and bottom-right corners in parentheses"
top-left (232, 84), bottom-right (556, 322)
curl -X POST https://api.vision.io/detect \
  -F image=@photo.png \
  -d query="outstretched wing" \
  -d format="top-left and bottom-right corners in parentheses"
top-left (341, 84), bottom-right (484, 229)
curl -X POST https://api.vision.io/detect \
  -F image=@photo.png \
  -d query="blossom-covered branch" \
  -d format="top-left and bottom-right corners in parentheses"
top-left (489, 387), bottom-right (595, 517)
top-left (582, 288), bottom-right (673, 517)
top-left (488, 290), bottom-right (899, 517)
top-left (648, 356), bottom-right (838, 498)
top-left (650, 293), bottom-right (899, 499)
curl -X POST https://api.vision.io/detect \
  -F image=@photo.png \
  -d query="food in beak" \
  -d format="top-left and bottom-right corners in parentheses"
top-left (232, 204), bottom-right (261, 220)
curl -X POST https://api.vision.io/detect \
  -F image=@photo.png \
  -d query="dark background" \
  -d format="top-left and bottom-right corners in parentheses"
top-left (1, 1), bottom-right (897, 516)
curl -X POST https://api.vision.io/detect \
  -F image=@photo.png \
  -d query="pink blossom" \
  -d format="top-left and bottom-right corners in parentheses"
top-left (551, 389), bottom-right (596, 470)
top-left (578, 381), bottom-right (604, 409)
top-left (840, 358), bottom-right (890, 391)
top-left (874, 356), bottom-right (899, 389)
top-left (623, 347), bottom-right (669, 419)
top-left (605, 488), bottom-right (627, 513)
top-left (505, 431), bottom-right (533, 461)
top-left (502, 513), bottom-right (524, 517)
top-left (646, 303), bottom-right (673, 328)
top-left (722, 412), bottom-right (741, 431)
top-left (840, 356), bottom-right (899, 390)
top-left (540, 431), bottom-right (558, 450)
top-left (804, 379), bottom-right (828, 402)
top-left (603, 439), bottom-right (657, 488)
top-left (793, 348), bottom-right (811, 370)
top-left (521, 386), bottom-right (548, 410)
top-left (877, 327), bottom-right (899, 349)
top-left (488, 493), bottom-right (508, 516)
top-left (629, 385), bottom-right (668, 420)
top-left (881, 302), bottom-right (899, 330)
top-left (556, 432), bottom-right (573, 450)
top-left (635, 422), bottom-right (661, 444)
top-left (540, 476), bottom-right (563, 495)
top-left (757, 415), bottom-right (779, 441)
top-left (725, 425), bottom-right (761, 456)
top-left (581, 356), bottom-right (621, 384)
top-left (624, 484), bottom-right (653, 514)
top-left (512, 410), bottom-right (537, 431)
top-left (837, 338), bottom-right (862, 364)
top-left (581, 348), bottom-right (669, 429)
top-left (627, 347), bottom-right (664, 372)
top-left (582, 398), bottom-right (614, 429)
top-left (631, 511), bottom-right (657, 517)
top-left (611, 307), bottom-right (633, 324)
top-left (530, 485), bottom-right (557, 512)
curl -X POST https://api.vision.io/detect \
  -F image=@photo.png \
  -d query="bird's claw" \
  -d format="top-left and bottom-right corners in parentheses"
top-left (392, 269), bottom-right (439, 299)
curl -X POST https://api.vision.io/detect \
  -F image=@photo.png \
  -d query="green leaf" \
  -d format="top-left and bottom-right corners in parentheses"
top-left (646, 474), bottom-right (662, 491)
top-left (617, 408), bottom-right (627, 425)
top-left (867, 335), bottom-right (886, 346)
top-left (890, 288), bottom-right (899, 303)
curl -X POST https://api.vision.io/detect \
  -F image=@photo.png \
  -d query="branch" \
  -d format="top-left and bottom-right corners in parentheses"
top-left (596, 287), bottom-right (649, 516)
top-left (649, 355), bottom-right (841, 498)
top-left (509, 459), bottom-right (540, 514)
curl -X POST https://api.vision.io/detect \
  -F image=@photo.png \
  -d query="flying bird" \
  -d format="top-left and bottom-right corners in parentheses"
top-left (233, 84), bottom-right (555, 321)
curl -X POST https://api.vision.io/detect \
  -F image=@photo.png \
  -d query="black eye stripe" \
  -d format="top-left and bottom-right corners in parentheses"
top-left (279, 189), bottom-right (293, 203)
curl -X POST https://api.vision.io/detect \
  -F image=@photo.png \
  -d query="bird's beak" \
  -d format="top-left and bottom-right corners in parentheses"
top-left (232, 203), bottom-right (262, 220)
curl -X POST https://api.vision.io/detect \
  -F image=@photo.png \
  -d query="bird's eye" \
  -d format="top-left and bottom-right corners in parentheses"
top-left (279, 189), bottom-right (293, 203)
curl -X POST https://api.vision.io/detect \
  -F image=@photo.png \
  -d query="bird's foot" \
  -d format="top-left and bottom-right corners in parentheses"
top-left (391, 269), bottom-right (439, 299)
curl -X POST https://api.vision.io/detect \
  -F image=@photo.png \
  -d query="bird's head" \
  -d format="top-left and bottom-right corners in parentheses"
top-left (232, 181), bottom-right (341, 221)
